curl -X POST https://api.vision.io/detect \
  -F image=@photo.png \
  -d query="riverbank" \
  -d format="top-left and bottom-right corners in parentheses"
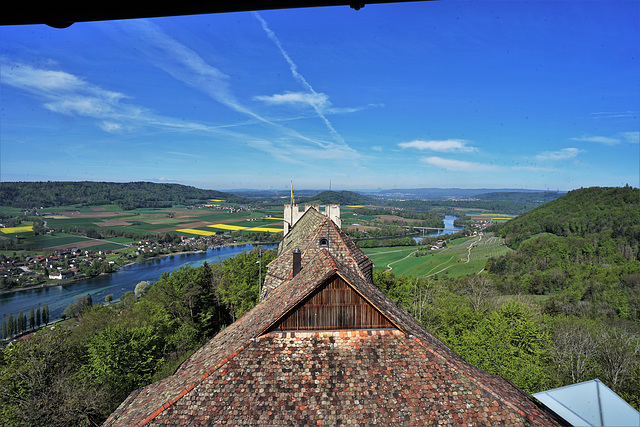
top-left (0, 242), bottom-right (278, 295)
top-left (0, 243), bottom-right (279, 324)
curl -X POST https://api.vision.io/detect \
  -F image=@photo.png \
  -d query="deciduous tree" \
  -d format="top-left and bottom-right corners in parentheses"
top-left (550, 316), bottom-right (598, 384)
top-left (83, 324), bottom-right (165, 401)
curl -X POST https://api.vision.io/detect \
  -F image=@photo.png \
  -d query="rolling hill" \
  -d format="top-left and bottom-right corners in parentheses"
top-left (0, 181), bottom-right (245, 209)
top-left (497, 186), bottom-right (640, 248)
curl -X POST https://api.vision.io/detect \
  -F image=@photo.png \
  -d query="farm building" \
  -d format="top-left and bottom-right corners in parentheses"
top-left (103, 206), bottom-right (566, 426)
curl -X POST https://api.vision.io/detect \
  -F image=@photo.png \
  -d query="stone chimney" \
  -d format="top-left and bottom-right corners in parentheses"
top-left (292, 248), bottom-right (301, 277)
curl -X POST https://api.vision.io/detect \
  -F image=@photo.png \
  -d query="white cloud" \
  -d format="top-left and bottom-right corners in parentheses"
top-left (512, 165), bottom-right (556, 172)
top-left (570, 135), bottom-right (619, 145)
top-left (399, 139), bottom-right (477, 153)
top-left (535, 148), bottom-right (581, 161)
top-left (166, 151), bottom-right (204, 159)
top-left (3, 21), bottom-right (363, 169)
top-left (591, 111), bottom-right (638, 119)
top-left (255, 92), bottom-right (379, 116)
top-left (254, 92), bottom-right (329, 108)
top-left (620, 131), bottom-right (639, 144)
top-left (421, 156), bottom-right (498, 172)
top-left (1, 61), bottom-right (83, 93)
top-left (0, 58), bottom-right (155, 132)
top-left (100, 122), bottom-right (123, 133)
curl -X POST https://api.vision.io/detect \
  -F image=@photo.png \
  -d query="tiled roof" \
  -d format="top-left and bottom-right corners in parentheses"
top-left (262, 207), bottom-right (372, 298)
top-left (103, 212), bottom-right (565, 427)
top-left (144, 330), bottom-right (558, 426)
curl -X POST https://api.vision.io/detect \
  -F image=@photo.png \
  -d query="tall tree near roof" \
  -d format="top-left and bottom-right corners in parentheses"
top-left (42, 304), bottom-right (49, 325)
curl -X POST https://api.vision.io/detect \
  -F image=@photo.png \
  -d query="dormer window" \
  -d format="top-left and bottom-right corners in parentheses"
top-left (319, 237), bottom-right (329, 248)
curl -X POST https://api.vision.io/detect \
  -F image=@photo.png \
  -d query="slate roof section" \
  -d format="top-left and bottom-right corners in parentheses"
top-left (103, 211), bottom-right (565, 427)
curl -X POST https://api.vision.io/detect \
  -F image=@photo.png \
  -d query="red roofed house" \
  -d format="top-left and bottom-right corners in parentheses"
top-left (104, 205), bottom-right (566, 426)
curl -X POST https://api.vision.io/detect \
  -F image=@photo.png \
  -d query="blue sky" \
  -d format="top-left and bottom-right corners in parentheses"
top-left (1, 1), bottom-right (638, 192)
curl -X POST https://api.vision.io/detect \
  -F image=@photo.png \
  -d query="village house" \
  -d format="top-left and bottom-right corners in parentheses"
top-left (104, 205), bottom-right (566, 426)
top-left (48, 271), bottom-right (73, 280)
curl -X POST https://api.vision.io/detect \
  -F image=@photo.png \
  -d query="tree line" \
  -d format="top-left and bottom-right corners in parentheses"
top-left (1, 305), bottom-right (49, 339)
top-left (0, 181), bottom-right (245, 209)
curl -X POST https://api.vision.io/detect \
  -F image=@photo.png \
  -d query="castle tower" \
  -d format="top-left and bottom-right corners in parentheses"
top-left (283, 203), bottom-right (341, 235)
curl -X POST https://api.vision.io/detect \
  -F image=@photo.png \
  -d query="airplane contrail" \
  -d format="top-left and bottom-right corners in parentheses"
top-left (253, 12), bottom-right (347, 146)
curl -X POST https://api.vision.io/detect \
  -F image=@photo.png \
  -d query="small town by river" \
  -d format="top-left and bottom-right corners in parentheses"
top-left (0, 244), bottom-right (277, 324)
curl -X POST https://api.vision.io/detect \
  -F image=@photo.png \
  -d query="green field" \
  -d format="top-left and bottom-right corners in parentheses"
top-left (106, 236), bottom-right (137, 243)
top-left (83, 242), bottom-right (130, 251)
top-left (20, 234), bottom-right (93, 250)
top-left (17, 233), bottom-right (130, 251)
top-left (363, 233), bottom-right (512, 278)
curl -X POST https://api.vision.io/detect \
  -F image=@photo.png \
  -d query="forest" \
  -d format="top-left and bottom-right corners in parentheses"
top-left (0, 181), bottom-right (245, 209)
top-left (472, 191), bottom-right (564, 203)
top-left (0, 186), bottom-right (638, 425)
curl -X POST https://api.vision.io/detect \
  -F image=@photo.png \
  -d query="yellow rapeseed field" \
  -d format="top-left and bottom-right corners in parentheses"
top-left (176, 228), bottom-right (217, 236)
top-left (247, 227), bottom-right (283, 233)
top-left (1, 225), bottom-right (33, 234)
top-left (207, 224), bottom-right (248, 231)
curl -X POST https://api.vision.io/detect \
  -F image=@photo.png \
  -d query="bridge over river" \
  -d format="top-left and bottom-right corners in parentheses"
top-left (401, 225), bottom-right (463, 235)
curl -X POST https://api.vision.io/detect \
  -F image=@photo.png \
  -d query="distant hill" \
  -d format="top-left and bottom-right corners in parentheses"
top-left (473, 191), bottom-right (564, 203)
top-left (0, 181), bottom-right (245, 209)
top-left (230, 189), bottom-right (324, 200)
top-left (366, 187), bottom-right (560, 200)
top-left (298, 190), bottom-right (378, 205)
top-left (498, 186), bottom-right (640, 248)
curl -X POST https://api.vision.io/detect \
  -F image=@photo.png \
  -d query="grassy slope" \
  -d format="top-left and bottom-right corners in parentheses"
top-left (363, 233), bottom-right (512, 278)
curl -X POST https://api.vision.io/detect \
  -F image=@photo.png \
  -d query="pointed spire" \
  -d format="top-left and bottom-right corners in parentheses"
top-left (291, 180), bottom-right (295, 205)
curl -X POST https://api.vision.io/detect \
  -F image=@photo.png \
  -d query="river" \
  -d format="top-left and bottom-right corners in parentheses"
top-left (414, 215), bottom-right (465, 242)
top-left (0, 244), bottom-right (276, 324)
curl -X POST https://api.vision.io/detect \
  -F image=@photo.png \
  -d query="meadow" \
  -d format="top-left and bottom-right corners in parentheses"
top-left (18, 233), bottom-right (130, 251)
top-left (0, 204), bottom-right (286, 251)
top-left (362, 233), bottom-right (512, 278)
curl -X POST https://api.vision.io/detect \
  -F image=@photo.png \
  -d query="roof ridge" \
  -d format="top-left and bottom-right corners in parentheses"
top-left (326, 219), bottom-right (369, 280)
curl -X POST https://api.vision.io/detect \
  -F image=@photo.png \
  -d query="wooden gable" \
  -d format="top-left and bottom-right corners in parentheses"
top-left (267, 274), bottom-right (394, 332)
